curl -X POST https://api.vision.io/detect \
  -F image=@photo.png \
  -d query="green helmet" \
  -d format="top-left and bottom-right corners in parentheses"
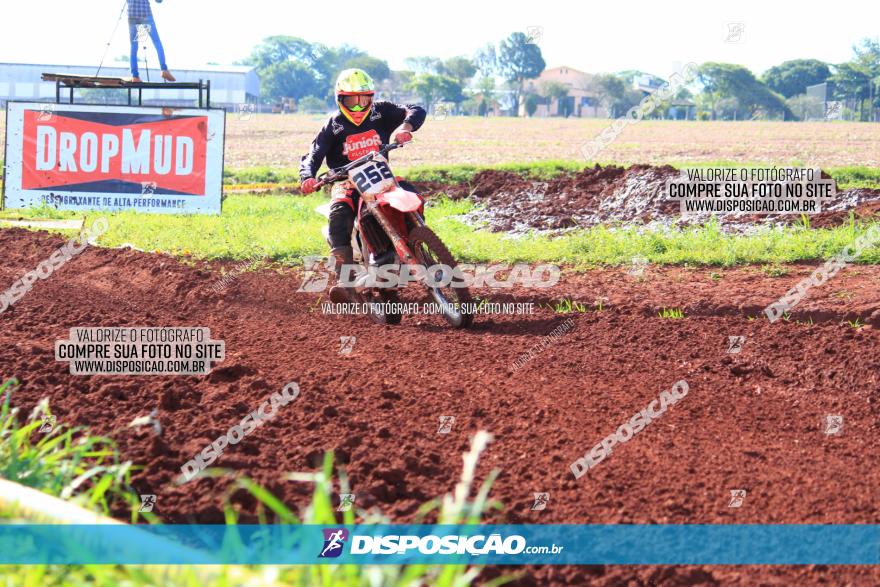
top-left (336, 68), bottom-right (375, 125)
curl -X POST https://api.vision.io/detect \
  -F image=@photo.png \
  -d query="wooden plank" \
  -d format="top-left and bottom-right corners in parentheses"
top-left (41, 73), bottom-right (126, 82)
top-left (41, 73), bottom-right (204, 90)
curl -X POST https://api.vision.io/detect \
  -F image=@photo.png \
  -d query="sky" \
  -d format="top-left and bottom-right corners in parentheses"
top-left (1, 1), bottom-right (878, 78)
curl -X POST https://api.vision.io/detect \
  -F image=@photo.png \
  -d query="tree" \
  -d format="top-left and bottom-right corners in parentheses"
top-left (830, 39), bottom-right (880, 119)
top-left (343, 55), bottom-right (391, 81)
top-left (762, 59), bottom-right (831, 98)
top-left (242, 36), bottom-right (335, 102)
top-left (79, 88), bottom-right (128, 105)
top-left (497, 32), bottom-right (546, 115)
top-left (698, 62), bottom-right (793, 120)
top-left (477, 76), bottom-right (496, 99)
top-left (475, 76), bottom-right (496, 116)
top-left (852, 38), bottom-right (880, 77)
top-left (443, 56), bottom-right (477, 85)
top-left (715, 97), bottom-right (741, 120)
top-left (241, 36), bottom-right (326, 72)
top-left (404, 56), bottom-right (444, 74)
top-left (405, 73), bottom-right (462, 110)
top-left (473, 44), bottom-right (497, 76)
top-left (380, 70), bottom-right (415, 102)
top-left (260, 60), bottom-right (322, 102)
top-left (540, 81), bottom-right (570, 116)
top-left (652, 86), bottom-right (694, 120)
top-left (593, 73), bottom-right (642, 117)
top-left (524, 93), bottom-right (540, 116)
top-left (298, 95), bottom-right (329, 113)
top-left (241, 36), bottom-right (395, 102)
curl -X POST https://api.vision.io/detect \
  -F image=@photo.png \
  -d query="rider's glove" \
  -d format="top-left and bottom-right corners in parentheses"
top-left (301, 178), bottom-right (319, 194)
top-left (394, 130), bottom-right (413, 144)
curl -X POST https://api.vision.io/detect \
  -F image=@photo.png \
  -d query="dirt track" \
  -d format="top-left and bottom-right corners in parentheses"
top-left (414, 165), bottom-right (880, 234)
top-left (1, 227), bottom-right (879, 585)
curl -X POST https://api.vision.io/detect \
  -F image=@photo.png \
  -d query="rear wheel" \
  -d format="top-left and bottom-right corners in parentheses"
top-left (408, 226), bottom-right (474, 329)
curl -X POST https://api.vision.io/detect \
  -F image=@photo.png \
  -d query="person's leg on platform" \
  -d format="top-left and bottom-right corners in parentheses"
top-left (147, 17), bottom-right (175, 82)
top-left (128, 23), bottom-right (142, 82)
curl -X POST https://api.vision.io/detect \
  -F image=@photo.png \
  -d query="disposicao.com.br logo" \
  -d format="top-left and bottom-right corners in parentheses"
top-left (318, 528), bottom-right (563, 558)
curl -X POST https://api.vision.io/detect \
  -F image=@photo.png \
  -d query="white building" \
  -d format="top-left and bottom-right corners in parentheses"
top-left (0, 62), bottom-right (259, 110)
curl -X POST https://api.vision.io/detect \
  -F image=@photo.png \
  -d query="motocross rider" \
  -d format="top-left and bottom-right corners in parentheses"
top-left (299, 68), bottom-right (426, 303)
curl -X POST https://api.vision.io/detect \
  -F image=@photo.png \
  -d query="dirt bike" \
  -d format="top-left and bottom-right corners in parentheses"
top-left (314, 142), bottom-right (474, 329)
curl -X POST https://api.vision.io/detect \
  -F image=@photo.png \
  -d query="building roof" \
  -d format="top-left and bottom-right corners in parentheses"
top-left (527, 66), bottom-right (599, 97)
top-left (0, 61), bottom-right (255, 74)
top-left (542, 65), bottom-right (589, 76)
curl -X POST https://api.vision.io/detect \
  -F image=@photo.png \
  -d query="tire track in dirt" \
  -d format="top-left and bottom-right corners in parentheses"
top-left (0, 228), bottom-right (878, 586)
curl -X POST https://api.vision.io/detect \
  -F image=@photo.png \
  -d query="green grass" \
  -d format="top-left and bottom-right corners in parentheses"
top-left (6, 159), bottom-right (880, 190)
top-left (658, 307), bottom-right (685, 319)
top-left (0, 378), bottom-right (509, 586)
top-left (0, 379), bottom-right (138, 520)
top-left (761, 264), bottom-right (791, 277)
top-left (0, 195), bottom-right (329, 263)
top-left (546, 299), bottom-right (588, 313)
top-left (821, 166), bottom-right (880, 190)
top-left (2, 195), bottom-right (879, 267)
top-left (221, 161), bottom-right (880, 191)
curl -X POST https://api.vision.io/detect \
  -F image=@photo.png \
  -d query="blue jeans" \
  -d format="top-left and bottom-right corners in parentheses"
top-left (129, 17), bottom-right (168, 77)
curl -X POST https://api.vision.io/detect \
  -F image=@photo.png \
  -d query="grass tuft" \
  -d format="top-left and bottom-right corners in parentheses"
top-left (658, 307), bottom-right (685, 319)
top-left (0, 378), bottom-right (508, 586)
top-left (547, 299), bottom-right (588, 314)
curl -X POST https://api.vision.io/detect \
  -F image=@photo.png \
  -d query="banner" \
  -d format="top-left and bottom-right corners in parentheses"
top-left (3, 102), bottom-right (225, 214)
top-left (0, 524), bottom-right (878, 565)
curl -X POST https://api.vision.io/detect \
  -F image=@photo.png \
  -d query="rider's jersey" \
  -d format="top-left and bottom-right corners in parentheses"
top-left (299, 101), bottom-right (426, 182)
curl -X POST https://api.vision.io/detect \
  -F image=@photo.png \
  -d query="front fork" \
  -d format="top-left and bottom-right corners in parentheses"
top-left (360, 195), bottom-right (424, 265)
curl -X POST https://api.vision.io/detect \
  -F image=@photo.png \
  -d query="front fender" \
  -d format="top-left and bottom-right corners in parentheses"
top-left (377, 186), bottom-right (423, 212)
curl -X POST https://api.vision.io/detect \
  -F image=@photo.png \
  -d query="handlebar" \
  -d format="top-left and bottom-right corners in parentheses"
top-left (314, 142), bottom-right (404, 189)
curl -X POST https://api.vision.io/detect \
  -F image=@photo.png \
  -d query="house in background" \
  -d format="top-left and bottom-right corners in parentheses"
top-left (627, 71), bottom-right (696, 120)
top-left (468, 91), bottom-right (504, 116)
top-left (521, 66), bottom-right (607, 118)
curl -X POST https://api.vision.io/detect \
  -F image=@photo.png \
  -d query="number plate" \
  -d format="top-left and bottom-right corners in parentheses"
top-left (349, 155), bottom-right (395, 195)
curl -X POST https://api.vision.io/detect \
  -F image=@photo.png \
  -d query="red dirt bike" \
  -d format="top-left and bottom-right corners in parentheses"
top-left (314, 143), bottom-right (474, 328)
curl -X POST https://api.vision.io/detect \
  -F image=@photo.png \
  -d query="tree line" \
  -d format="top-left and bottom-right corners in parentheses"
top-left (239, 34), bottom-right (880, 122)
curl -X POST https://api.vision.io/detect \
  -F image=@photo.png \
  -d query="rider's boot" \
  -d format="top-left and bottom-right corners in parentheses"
top-left (329, 246), bottom-right (357, 304)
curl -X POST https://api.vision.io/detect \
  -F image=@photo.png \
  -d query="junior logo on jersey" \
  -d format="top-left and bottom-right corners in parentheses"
top-left (342, 130), bottom-right (381, 160)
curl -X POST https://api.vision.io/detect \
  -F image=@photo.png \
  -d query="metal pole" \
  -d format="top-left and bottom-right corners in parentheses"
top-left (206, 80), bottom-right (211, 109)
top-left (198, 79), bottom-right (203, 108)
top-left (55, 81), bottom-right (60, 104)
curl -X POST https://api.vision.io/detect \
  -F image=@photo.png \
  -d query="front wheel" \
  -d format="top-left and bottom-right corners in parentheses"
top-left (408, 226), bottom-right (474, 329)
top-left (359, 286), bottom-right (402, 326)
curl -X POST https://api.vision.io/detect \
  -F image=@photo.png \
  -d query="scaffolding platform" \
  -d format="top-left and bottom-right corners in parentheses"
top-left (40, 73), bottom-right (212, 108)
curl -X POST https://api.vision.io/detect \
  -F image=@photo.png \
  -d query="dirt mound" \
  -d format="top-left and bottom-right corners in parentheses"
top-left (2, 228), bottom-right (879, 585)
top-left (415, 165), bottom-right (880, 233)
